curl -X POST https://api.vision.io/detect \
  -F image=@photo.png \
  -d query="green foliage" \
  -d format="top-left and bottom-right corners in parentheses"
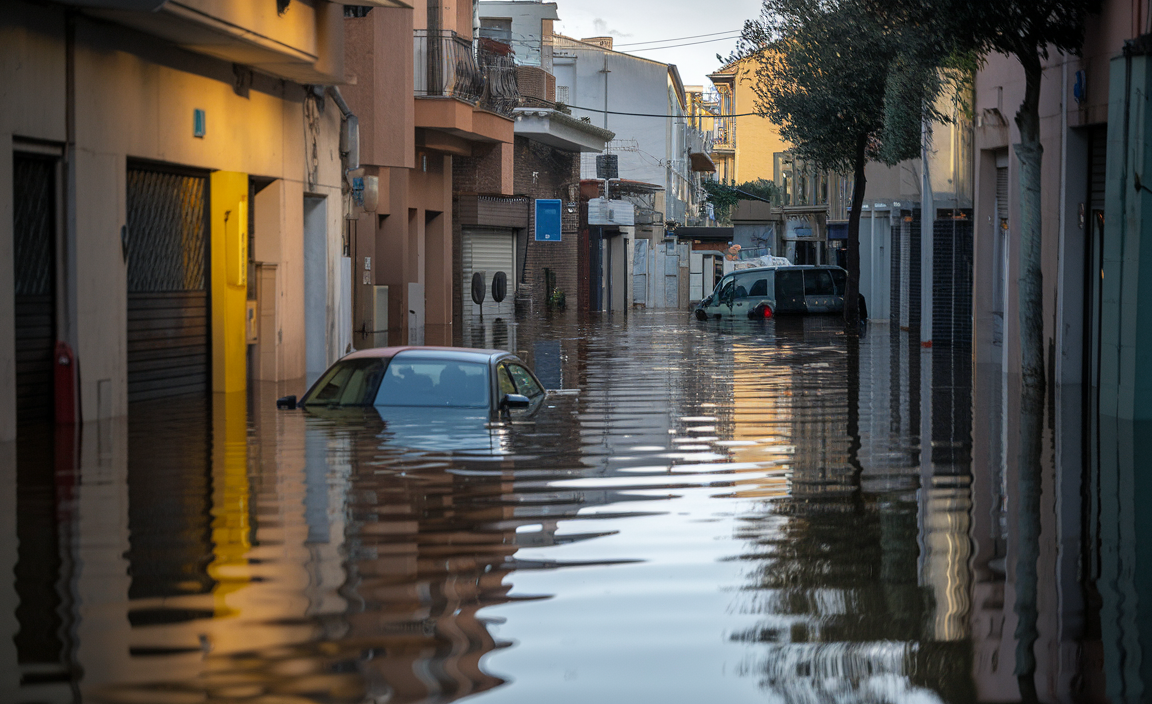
top-left (732, 0), bottom-right (957, 172)
top-left (702, 178), bottom-right (779, 223)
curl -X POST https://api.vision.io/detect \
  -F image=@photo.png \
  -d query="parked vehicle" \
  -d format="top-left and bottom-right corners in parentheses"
top-left (277, 347), bottom-right (548, 419)
top-left (694, 265), bottom-right (856, 320)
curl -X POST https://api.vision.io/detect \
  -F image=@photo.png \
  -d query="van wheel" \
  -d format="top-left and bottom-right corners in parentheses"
top-left (694, 309), bottom-right (708, 321)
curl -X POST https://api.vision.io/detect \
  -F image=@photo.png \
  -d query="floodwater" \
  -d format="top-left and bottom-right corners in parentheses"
top-left (2, 309), bottom-right (1149, 703)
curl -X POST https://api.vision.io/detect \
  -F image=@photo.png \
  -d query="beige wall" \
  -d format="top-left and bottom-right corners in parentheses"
top-left (0, 3), bottom-right (68, 440)
top-left (1, 4), bottom-right (344, 436)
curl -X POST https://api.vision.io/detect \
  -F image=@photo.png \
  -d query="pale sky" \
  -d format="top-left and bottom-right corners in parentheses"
top-left (550, 0), bottom-right (764, 89)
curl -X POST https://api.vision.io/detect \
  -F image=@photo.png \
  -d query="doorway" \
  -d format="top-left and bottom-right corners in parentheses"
top-left (13, 152), bottom-right (58, 424)
top-left (125, 165), bottom-right (210, 403)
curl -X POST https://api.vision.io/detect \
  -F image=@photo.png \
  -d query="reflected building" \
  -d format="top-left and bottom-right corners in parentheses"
top-left (725, 321), bottom-right (976, 701)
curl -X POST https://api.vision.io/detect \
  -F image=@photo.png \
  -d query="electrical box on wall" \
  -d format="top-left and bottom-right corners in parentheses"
top-left (246, 300), bottom-right (258, 343)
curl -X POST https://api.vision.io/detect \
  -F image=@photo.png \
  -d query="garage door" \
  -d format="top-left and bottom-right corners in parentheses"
top-left (126, 168), bottom-right (209, 403)
top-left (13, 154), bottom-right (56, 425)
top-left (462, 229), bottom-right (516, 319)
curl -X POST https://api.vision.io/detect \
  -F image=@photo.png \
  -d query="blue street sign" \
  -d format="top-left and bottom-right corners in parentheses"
top-left (535, 199), bottom-right (562, 242)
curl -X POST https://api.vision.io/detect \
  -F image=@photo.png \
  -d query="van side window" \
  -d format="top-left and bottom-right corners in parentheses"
top-left (805, 269), bottom-right (835, 296)
top-left (830, 268), bottom-right (847, 295)
top-left (776, 269), bottom-right (804, 300)
top-left (734, 271), bottom-right (770, 299)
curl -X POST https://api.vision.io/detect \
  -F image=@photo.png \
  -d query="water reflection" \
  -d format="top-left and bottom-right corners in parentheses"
top-left (1, 310), bottom-right (1150, 703)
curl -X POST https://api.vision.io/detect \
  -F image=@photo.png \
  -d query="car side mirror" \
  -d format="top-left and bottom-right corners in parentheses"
top-left (277, 395), bottom-right (297, 410)
top-left (501, 393), bottom-right (531, 409)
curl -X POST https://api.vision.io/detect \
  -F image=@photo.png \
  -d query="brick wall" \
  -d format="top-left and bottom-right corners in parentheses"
top-left (517, 65), bottom-right (556, 103)
top-left (514, 136), bottom-right (581, 311)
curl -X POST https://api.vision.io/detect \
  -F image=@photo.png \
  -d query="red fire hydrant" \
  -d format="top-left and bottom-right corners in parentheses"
top-left (54, 341), bottom-right (78, 425)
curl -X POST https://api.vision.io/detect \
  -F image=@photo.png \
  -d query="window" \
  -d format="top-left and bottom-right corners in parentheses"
top-left (716, 276), bottom-right (735, 304)
top-left (829, 268), bottom-right (847, 295)
top-left (479, 17), bottom-right (513, 43)
top-left (496, 363), bottom-right (517, 397)
top-left (775, 269), bottom-right (804, 300)
top-left (557, 85), bottom-right (570, 104)
top-left (508, 365), bottom-right (543, 397)
top-left (804, 269), bottom-right (835, 296)
top-left (375, 359), bottom-right (489, 407)
top-left (304, 359), bottom-right (385, 406)
top-left (734, 271), bottom-right (770, 298)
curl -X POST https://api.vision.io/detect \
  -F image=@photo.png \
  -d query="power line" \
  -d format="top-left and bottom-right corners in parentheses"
top-left (625, 35), bottom-right (745, 52)
top-left (614, 30), bottom-right (742, 48)
top-left (569, 105), bottom-right (766, 118)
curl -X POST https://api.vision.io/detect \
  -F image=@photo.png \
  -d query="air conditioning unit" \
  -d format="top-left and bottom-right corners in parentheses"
top-left (588, 198), bottom-right (635, 226)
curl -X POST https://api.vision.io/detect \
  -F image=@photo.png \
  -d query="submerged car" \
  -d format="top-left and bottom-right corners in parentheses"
top-left (694, 264), bottom-right (858, 320)
top-left (278, 347), bottom-right (547, 419)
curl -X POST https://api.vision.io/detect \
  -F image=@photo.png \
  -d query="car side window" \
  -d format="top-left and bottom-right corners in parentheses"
top-left (496, 363), bottom-right (517, 397)
top-left (508, 365), bottom-right (543, 397)
top-left (804, 269), bottom-right (835, 296)
top-left (305, 359), bottom-right (384, 405)
top-left (830, 268), bottom-right (847, 295)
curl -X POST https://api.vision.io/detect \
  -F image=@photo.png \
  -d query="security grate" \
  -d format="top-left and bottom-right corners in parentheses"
top-left (13, 154), bottom-right (56, 424)
top-left (126, 169), bottom-right (207, 292)
top-left (126, 167), bottom-right (209, 403)
top-left (13, 156), bottom-right (54, 297)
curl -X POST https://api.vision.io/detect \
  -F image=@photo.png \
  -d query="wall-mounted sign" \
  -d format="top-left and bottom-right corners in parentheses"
top-left (588, 198), bottom-right (635, 226)
top-left (535, 198), bottom-right (562, 241)
top-left (193, 108), bottom-right (206, 138)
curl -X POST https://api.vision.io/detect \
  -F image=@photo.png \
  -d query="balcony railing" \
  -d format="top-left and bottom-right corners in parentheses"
top-left (414, 30), bottom-right (519, 117)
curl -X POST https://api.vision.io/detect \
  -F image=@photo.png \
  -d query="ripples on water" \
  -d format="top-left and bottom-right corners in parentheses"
top-left (2, 310), bottom-right (1149, 703)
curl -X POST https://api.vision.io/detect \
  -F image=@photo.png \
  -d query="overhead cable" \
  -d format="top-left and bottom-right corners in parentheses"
top-left (613, 30), bottom-right (742, 47)
top-left (568, 105), bottom-right (766, 118)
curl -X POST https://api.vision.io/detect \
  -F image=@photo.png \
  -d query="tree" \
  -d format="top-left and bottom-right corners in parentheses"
top-left (701, 178), bottom-right (779, 224)
top-left (734, 0), bottom-right (960, 329)
top-left (861, 2), bottom-right (1098, 696)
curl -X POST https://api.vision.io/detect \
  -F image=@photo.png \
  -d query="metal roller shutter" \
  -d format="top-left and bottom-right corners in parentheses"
top-left (13, 154), bottom-right (57, 425)
top-left (126, 168), bottom-right (210, 403)
top-left (462, 229), bottom-right (516, 319)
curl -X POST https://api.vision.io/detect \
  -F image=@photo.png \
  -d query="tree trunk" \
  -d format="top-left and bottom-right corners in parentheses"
top-left (844, 132), bottom-right (868, 331)
top-left (1012, 49), bottom-right (1045, 703)
top-left (1014, 53), bottom-right (1046, 398)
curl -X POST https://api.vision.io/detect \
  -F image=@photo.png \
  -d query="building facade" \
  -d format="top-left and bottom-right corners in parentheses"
top-left (2, 0), bottom-right (356, 439)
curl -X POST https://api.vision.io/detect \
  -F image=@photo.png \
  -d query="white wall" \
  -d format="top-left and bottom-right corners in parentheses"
top-left (555, 43), bottom-right (692, 218)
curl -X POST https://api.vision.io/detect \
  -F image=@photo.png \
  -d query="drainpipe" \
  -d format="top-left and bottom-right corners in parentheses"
top-left (327, 86), bottom-right (359, 172)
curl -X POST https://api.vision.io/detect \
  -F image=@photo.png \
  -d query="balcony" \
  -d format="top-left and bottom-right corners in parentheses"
top-left (414, 30), bottom-right (519, 117)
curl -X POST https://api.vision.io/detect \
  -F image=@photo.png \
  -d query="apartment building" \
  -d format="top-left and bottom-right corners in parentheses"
top-left (2, 0), bottom-right (356, 440)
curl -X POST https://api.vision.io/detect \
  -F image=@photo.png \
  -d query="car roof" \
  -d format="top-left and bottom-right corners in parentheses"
top-left (727, 264), bottom-right (845, 274)
top-left (339, 346), bottom-right (512, 363)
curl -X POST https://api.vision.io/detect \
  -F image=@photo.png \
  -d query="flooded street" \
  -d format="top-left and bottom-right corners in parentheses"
top-left (2, 310), bottom-right (1149, 703)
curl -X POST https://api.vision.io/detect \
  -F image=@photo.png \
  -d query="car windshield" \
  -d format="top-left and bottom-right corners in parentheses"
top-left (374, 359), bottom-right (489, 408)
top-left (302, 358), bottom-right (386, 406)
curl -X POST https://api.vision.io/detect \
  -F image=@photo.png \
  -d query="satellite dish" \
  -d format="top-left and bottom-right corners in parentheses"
top-left (471, 272), bottom-right (485, 305)
top-left (491, 271), bottom-right (507, 303)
